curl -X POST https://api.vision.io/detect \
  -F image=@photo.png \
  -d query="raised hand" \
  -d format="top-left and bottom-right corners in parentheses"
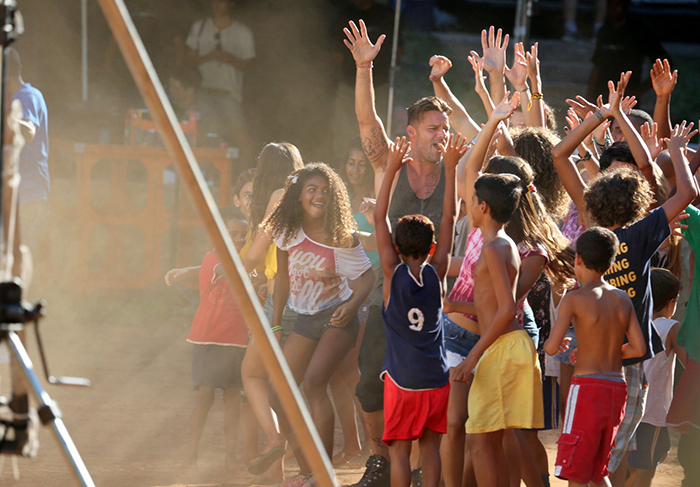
top-left (650, 58), bottom-right (677, 98)
top-left (608, 71), bottom-right (632, 115)
top-left (565, 108), bottom-right (581, 133)
top-left (490, 91), bottom-right (521, 122)
top-left (441, 133), bottom-right (470, 169)
top-left (621, 95), bottom-right (637, 116)
top-left (386, 136), bottom-right (412, 172)
top-left (429, 55), bottom-right (453, 82)
top-left (343, 19), bottom-right (386, 66)
top-left (566, 95), bottom-right (600, 120)
top-left (667, 120), bottom-right (698, 155)
top-left (590, 112), bottom-right (611, 145)
top-left (641, 122), bottom-right (664, 160)
top-left (505, 42), bottom-right (528, 91)
top-left (468, 50), bottom-right (488, 96)
top-left (481, 26), bottom-right (509, 75)
top-left (670, 211), bottom-right (690, 238)
top-left (525, 42), bottom-right (541, 85)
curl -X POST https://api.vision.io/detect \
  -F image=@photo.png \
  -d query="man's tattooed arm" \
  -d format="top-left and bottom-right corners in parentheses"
top-left (362, 125), bottom-right (390, 170)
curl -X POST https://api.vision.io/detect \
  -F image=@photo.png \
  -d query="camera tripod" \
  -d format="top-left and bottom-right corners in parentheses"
top-left (0, 1), bottom-right (95, 485)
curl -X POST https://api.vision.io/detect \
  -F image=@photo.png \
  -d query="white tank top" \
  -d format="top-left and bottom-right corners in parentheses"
top-left (642, 317), bottom-right (678, 426)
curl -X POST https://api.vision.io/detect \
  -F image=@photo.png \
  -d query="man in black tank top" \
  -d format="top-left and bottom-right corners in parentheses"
top-left (343, 19), bottom-right (458, 487)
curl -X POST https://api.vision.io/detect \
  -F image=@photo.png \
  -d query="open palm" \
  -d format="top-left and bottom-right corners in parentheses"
top-left (343, 20), bottom-right (386, 66)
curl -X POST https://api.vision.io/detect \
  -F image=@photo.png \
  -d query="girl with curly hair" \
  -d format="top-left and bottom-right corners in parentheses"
top-left (265, 163), bottom-right (375, 485)
top-left (511, 126), bottom-right (570, 223)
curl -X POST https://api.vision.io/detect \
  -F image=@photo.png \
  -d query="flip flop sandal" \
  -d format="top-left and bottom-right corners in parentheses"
top-left (247, 445), bottom-right (286, 475)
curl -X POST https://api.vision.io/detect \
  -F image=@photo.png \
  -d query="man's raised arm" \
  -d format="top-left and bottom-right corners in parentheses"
top-left (344, 20), bottom-right (392, 172)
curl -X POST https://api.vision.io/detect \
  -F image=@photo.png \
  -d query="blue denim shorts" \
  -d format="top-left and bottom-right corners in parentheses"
top-left (552, 324), bottom-right (577, 365)
top-left (262, 294), bottom-right (297, 340)
top-left (443, 314), bottom-right (481, 368)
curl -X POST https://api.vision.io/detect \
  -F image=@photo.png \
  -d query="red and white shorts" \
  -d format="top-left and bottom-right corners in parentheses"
top-left (555, 376), bottom-right (627, 484)
top-left (382, 374), bottom-right (449, 444)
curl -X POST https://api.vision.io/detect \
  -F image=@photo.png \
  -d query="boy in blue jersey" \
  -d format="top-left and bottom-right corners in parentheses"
top-left (374, 134), bottom-right (468, 487)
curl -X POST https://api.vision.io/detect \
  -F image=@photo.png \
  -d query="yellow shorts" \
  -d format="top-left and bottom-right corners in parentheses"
top-left (466, 329), bottom-right (544, 434)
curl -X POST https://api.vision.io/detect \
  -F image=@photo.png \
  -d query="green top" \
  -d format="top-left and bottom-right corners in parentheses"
top-left (354, 211), bottom-right (380, 269)
top-left (680, 204), bottom-right (700, 362)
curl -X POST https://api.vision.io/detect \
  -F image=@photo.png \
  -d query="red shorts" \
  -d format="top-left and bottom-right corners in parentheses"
top-left (555, 376), bottom-right (627, 484)
top-left (382, 374), bottom-right (450, 444)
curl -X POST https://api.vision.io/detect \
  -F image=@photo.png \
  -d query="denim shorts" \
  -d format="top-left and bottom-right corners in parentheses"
top-left (522, 303), bottom-right (540, 349)
top-left (552, 324), bottom-right (577, 365)
top-left (443, 314), bottom-right (481, 368)
top-left (293, 300), bottom-right (360, 345)
top-left (262, 294), bottom-right (297, 340)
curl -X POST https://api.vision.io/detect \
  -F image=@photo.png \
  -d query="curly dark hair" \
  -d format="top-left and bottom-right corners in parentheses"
top-left (576, 227), bottom-right (619, 274)
top-left (584, 166), bottom-right (654, 229)
top-left (484, 155), bottom-right (575, 287)
top-left (511, 126), bottom-right (570, 222)
top-left (395, 215), bottom-right (434, 259)
top-left (249, 142), bottom-right (304, 235)
top-left (262, 163), bottom-right (357, 249)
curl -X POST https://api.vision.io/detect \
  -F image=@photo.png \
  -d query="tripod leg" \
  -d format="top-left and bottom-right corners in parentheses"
top-left (7, 331), bottom-right (96, 487)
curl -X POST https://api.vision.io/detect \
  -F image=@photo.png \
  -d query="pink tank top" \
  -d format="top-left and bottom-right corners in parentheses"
top-left (448, 228), bottom-right (483, 321)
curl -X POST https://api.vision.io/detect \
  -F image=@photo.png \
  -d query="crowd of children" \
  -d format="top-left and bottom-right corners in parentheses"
top-left (163, 17), bottom-right (700, 487)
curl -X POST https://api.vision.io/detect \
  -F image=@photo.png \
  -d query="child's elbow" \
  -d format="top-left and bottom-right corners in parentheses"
top-left (502, 303), bottom-right (517, 322)
top-left (551, 147), bottom-right (564, 163)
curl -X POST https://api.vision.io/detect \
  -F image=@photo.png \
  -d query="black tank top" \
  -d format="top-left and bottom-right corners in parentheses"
top-left (388, 163), bottom-right (445, 235)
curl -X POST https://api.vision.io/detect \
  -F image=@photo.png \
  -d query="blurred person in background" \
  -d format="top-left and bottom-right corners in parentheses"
top-left (6, 48), bottom-right (49, 253)
top-left (186, 0), bottom-right (255, 156)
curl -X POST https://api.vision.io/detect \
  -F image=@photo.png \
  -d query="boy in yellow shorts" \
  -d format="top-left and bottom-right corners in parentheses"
top-left (453, 172), bottom-right (544, 487)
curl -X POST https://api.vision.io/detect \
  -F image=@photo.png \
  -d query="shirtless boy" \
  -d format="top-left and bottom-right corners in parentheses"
top-left (544, 227), bottom-right (646, 487)
top-left (452, 173), bottom-right (544, 487)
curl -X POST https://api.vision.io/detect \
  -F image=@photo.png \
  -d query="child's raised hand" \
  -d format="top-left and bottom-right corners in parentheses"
top-left (468, 51), bottom-right (488, 96)
top-left (608, 71), bottom-right (632, 116)
top-left (670, 211), bottom-right (690, 238)
top-left (429, 55), bottom-right (452, 82)
top-left (441, 133), bottom-right (470, 169)
top-left (490, 91), bottom-right (520, 123)
top-left (621, 95), bottom-right (637, 116)
top-left (668, 120), bottom-right (698, 154)
top-left (387, 136), bottom-right (412, 172)
top-left (641, 122), bottom-right (664, 161)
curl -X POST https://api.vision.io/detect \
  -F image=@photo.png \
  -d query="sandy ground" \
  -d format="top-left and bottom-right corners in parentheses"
top-left (0, 289), bottom-right (686, 486)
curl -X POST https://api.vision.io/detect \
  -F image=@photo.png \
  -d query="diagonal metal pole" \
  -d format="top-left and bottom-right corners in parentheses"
top-left (95, 2), bottom-right (337, 486)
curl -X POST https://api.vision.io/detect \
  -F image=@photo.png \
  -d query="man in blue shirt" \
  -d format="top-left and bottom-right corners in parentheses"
top-left (7, 48), bottom-right (49, 250)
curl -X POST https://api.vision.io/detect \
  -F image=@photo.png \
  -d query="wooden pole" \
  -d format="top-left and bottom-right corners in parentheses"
top-left (95, 2), bottom-right (337, 486)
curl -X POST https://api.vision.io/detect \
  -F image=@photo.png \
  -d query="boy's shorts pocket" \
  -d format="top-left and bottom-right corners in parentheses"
top-left (556, 431), bottom-right (583, 470)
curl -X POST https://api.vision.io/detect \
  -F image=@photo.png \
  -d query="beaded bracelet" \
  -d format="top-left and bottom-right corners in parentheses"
top-left (594, 110), bottom-right (605, 122)
top-left (270, 326), bottom-right (283, 333)
top-left (531, 92), bottom-right (544, 100)
top-left (356, 62), bottom-right (373, 70)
